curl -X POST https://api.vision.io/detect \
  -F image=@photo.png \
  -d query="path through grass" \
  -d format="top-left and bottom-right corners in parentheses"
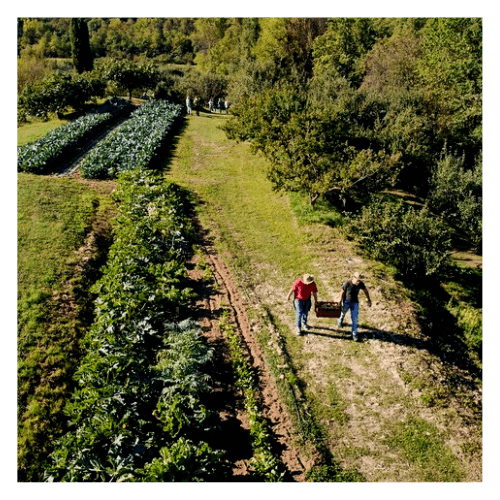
top-left (165, 111), bottom-right (481, 482)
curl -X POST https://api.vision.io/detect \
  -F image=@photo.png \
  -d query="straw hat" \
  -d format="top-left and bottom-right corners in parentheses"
top-left (302, 274), bottom-right (315, 284)
top-left (352, 271), bottom-right (365, 281)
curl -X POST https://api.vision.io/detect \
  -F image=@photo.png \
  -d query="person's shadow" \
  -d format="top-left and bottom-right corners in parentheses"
top-left (304, 323), bottom-right (481, 394)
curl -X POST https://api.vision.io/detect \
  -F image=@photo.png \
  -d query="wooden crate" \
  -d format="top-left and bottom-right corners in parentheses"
top-left (315, 301), bottom-right (341, 318)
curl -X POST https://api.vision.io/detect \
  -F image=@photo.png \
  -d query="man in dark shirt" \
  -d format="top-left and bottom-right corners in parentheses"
top-left (337, 271), bottom-right (372, 341)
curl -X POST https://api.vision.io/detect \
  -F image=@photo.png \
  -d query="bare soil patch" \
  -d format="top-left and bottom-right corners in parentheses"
top-left (185, 222), bottom-right (308, 481)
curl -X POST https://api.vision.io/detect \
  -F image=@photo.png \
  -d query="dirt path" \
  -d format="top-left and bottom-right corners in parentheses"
top-left (185, 222), bottom-right (308, 481)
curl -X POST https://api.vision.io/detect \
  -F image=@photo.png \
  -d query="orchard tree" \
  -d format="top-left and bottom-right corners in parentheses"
top-left (70, 18), bottom-right (93, 73)
top-left (224, 80), bottom-right (400, 206)
top-left (104, 59), bottom-right (159, 100)
top-left (417, 18), bottom-right (482, 161)
top-left (312, 18), bottom-right (380, 87)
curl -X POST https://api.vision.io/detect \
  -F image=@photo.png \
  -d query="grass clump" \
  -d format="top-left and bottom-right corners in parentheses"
top-left (288, 192), bottom-right (346, 227)
top-left (385, 416), bottom-right (463, 482)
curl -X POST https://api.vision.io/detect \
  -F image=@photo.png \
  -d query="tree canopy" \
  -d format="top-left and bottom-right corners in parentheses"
top-left (18, 17), bottom-right (482, 251)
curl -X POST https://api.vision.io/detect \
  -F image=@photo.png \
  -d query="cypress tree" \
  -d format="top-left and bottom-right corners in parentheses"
top-left (70, 18), bottom-right (93, 73)
top-left (17, 18), bottom-right (24, 57)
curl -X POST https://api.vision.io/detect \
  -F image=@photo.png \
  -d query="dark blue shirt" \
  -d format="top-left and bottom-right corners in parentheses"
top-left (342, 279), bottom-right (366, 303)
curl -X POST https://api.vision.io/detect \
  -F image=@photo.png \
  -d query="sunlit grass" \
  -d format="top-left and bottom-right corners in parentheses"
top-left (17, 172), bottom-right (114, 480)
top-left (165, 112), bottom-right (477, 482)
top-left (18, 117), bottom-right (70, 146)
top-left (167, 113), bottom-right (313, 284)
top-left (385, 416), bottom-right (463, 481)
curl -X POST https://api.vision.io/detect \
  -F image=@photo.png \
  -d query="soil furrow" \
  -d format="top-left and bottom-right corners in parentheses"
top-left (186, 223), bottom-right (307, 481)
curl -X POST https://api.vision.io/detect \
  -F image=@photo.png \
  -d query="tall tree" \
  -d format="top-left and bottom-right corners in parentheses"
top-left (17, 18), bottom-right (24, 57)
top-left (224, 80), bottom-right (400, 205)
top-left (312, 18), bottom-right (388, 88)
top-left (70, 18), bottom-right (93, 73)
top-left (417, 18), bottom-right (482, 161)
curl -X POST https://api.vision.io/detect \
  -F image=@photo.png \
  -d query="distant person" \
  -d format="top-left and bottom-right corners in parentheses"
top-left (186, 95), bottom-right (192, 115)
top-left (287, 274), bottom-right (318, 335)
top-left (194, 96), bottom-right (200, 116)
top-left (337, 271), bottom-right (372, 341)
top-left (224, 100), bottom-right (230, 114)
top-left (208, 97), bottom-right (214, 113)
top-left (218, 97), bottom-right (224, 113)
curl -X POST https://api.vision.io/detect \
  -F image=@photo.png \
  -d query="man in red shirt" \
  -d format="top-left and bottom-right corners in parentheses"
top-left (287, 274), bottom-right (319, 335)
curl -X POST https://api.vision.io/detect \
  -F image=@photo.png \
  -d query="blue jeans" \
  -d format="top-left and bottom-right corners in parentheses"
top-left (294, 299), bottom-right (311, 329)
top-left (339, 300), bottom-right (359, 334)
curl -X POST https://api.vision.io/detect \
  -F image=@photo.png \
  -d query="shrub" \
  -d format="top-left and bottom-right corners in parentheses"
top-left (428, 154), bottom-right (482, 251)
top-left (448, 302), bottom-right (482, 357)
top-left (349, 199), bottom-right (451, 277)
top-left (18, 71), bottom-right (106, 119)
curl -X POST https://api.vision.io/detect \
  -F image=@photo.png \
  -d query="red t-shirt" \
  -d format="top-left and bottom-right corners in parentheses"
top-left (292, 279), bottom-right (318, 300)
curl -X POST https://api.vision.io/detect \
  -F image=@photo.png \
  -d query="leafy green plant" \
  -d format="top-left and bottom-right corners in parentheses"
top-left (218, 310), bottom-right (285, 482)
top-left (135, 438), bottom-right (224, 482)
top-left (44, 170), bottom-right (223, 482)
top-left (80, 99), bottom-right (182, 179)
top-left (349, 198), bottom-right (451, 277)
top-left (17, 97), bottom-right (131, 174)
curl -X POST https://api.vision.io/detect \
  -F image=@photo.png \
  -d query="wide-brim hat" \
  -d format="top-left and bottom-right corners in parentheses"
top-left (352, 271), bottom-right (365, 280)
top-left (302, 274), bottom-right (315, 284)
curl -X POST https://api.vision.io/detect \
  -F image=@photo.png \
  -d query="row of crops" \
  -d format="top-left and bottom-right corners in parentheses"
top-left (44, 170), bottom-right (226, 481)
top-left (80, 99), bottom-right (182, 179)
top-left (17, 97), bottom-right (132, 174)
top-left (19, 98), bottom-right (287, 481)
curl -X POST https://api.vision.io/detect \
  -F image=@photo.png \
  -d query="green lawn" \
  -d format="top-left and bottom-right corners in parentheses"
top-left (18, 174), bottom-right (96, 298)
top-left (167, 113), bottom-right (314, 285)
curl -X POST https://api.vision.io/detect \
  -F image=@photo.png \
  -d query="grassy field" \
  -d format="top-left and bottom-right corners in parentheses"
top-left (17, 172), bottom-right (115, 480)
top-left (15, 108), bottom-right (482, 482)
top-left (165, 111), bottom-right (482, 482)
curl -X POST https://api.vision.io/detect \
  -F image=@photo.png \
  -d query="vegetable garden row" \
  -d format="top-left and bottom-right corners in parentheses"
top-left (44, 170), bottom-right (224, 481)
top-left (19, 99), bottom-right (286, 481)
top-left (17, 97), bottom-right (132, 174)
top-left (80, 99), bottom-right (182, 179)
